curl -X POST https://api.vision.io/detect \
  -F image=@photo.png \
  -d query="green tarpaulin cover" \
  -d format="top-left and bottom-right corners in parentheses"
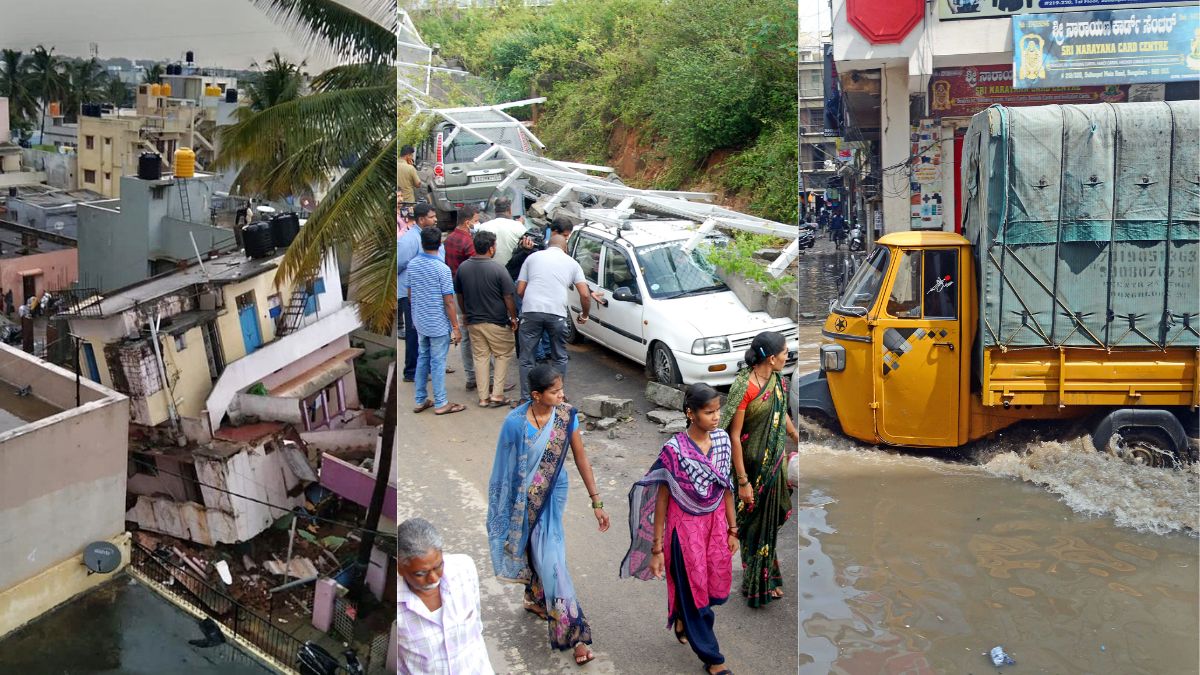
top-left (962, 101), bottom-right (1199, 351)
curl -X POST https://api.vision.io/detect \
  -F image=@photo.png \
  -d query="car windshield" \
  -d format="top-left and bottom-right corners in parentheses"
top-left (834, 247), bottom-right (889, 316)
top-left (635, 239), bottom-right (727, 299)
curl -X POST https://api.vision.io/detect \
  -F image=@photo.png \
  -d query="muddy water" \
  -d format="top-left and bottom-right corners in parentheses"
top-left (796, 249), bottom-right (861, 315)
top-left (795, 424), bottom-right (1199, 674)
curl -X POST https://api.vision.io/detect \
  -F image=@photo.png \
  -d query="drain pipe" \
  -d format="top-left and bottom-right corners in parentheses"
top-left (149, 311), bottom-right (183, 440)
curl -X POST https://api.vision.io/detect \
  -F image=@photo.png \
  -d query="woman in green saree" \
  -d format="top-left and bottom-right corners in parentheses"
top-left (722, 330), bottom-right (800, 608)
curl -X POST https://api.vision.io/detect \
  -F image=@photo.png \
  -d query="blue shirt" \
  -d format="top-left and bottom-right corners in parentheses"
top-left (406, 252), bottom-right (455, 337)
top-left (397, 226), bottom-right (445, 294)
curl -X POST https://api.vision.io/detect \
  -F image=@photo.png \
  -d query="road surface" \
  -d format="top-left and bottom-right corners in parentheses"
top-left (397, 338), bottom-right (798, 674)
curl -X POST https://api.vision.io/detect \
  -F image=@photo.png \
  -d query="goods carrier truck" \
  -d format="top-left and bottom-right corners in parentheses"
top-left (795, 101), bottom-right (1199, 467)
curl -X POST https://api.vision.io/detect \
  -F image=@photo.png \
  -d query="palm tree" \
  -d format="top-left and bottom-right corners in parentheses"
top-left (216, 0), bottom-right (395, 336)
top-left (246, 50), bottom-right (306, 110)
top-left (24, 46), bottom-right (67, 141)
top-left (221, 50), bottom-right (311, 198)
top-left (105, 77), bottom-right (130, 108)
top-left (64, 58), bottom-right (109, 122)
top-left (142, 63), bottom-right (165, 84)
top-left (0, 49), bottom-right (37, 136)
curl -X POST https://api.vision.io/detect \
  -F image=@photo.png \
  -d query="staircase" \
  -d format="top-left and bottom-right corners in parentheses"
top-left (276, 285), bottom-right (310, 337)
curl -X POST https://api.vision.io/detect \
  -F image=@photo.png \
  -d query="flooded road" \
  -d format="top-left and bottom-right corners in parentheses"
top-left (796, 248), bottom-right (862, 316)
top-left (794, 425), bottom-right (1199, 674)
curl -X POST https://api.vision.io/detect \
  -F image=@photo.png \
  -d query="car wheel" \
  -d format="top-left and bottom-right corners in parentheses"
top-left (435, 207), bottom-right (455, 232)
top-left (1109, 428), bottom-right (1181, 469)
top-left (564, 312), bottom-right (584, 344)
top-left (649, 342), bottom-right (681, 386)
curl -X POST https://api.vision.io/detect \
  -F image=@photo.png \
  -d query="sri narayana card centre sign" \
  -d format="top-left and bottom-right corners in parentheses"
top-left (1012, 6), bottom-right (1200, 88)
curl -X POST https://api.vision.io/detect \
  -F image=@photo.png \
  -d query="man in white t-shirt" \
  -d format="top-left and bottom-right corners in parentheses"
top-left (475, 197), bottom-right (526, 267)
top-left (515, 233), bottom-right (592, 402)
top-left (396, 518), bottom-right (492, 675)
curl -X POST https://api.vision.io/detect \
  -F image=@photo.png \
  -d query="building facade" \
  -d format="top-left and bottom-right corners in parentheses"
top-left (0, 343), bottom-right (129, 638)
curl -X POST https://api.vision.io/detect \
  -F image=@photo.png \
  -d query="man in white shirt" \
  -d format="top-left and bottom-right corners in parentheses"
top-left (475, 197), bottom-right (527, 267)
top-left (396, 518), bottom-right (492, 675)
top-left (515, 233), bottom-right (592, 402)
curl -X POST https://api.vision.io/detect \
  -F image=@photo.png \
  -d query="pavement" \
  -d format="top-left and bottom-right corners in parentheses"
top-left (397, 337), bottom-right (798, 674)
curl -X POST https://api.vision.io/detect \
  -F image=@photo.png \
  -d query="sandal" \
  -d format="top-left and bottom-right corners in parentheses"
top-left (705, 667), bottom-right (733, 675)
top-left (673, 619), bottom-right (688, 645)
top-left (433, 403), bottom-right (466, 415)
top-left (573, 645), bottom-right (594, 666)
top-left (769, 588), bottom-right (785, 599)
top-left (485, 398), bottom-right (516, 408)
top-left (412, 401), bottom-right (434, 414)
top-left (523, 601), bottom-right (548, 621)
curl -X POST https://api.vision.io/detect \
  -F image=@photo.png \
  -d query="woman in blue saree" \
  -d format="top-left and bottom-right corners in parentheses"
top-left (487, 364), bottom-right (611, 666)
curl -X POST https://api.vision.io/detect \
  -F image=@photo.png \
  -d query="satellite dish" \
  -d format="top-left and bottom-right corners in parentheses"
top-left (83, 541), bottom-right (122, 574)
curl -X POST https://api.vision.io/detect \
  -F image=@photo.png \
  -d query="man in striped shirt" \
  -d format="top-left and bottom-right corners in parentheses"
top-left (406, 227), bottom-right (465, 416)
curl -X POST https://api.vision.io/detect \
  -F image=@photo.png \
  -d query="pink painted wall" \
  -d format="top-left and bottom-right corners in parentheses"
top-left (319, 453), bottom-right (395, 522)
top-left (0, 248), bottom-right (78, 312)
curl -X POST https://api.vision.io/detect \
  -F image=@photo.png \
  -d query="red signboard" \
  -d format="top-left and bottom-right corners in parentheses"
top-left (847, 0), bottom-right (922, 44)
top-left (927, 65), bottom-right (1130, 118)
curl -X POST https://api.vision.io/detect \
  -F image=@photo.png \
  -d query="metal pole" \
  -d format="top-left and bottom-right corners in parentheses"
top-left (350, 369), bottom-right (397, 604)
top-left (283, 511), bottom-right (298, 585)
top-left (74, 335), bottom-right (81, 407)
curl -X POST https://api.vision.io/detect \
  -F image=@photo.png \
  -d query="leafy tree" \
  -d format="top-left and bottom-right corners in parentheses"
top-left (25, 46), bottom-right (67, 141)
top-left (142, 63), bottom-right (165, 84)
top-left (105, 77), bottom-right (130, 108)
top-left (0, 49), bottom-right (37, 135)
top-left (216, 0), bottom-right (395, 335)
top-left (64, 58), bottom-right (109, 122)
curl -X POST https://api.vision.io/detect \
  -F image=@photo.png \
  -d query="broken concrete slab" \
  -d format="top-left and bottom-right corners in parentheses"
top-left (661, 420), bottom-right (688, 434)
top-left (263, 557), bottom-right (320, 579)
top-left (579, 395), bottom-right (633, 419)
top-left (646, 409), bottom-right (687, 425)
top-left (645, 381), bottom-right (685, 411)
top-left (595, 417), bottom-right (619, 431)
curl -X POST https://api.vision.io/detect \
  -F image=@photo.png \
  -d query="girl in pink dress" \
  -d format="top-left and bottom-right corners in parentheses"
top-left (621, 384), bottom-right (739, 675)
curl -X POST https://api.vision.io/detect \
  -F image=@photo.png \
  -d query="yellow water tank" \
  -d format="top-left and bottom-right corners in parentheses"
top-left (174, 147), bottom-right (196, 178)
top-left (204, 84), bottom-right (220, 97)
top-left (150, 83), bottom-right (162, 97)
top-left (49, 101), bottom-right (60, 117)
top-left (161, 82), bottom-right (172, 97)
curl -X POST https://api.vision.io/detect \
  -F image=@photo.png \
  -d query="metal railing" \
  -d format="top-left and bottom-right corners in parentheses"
top-left (132, 542), bottom-right (306, 670)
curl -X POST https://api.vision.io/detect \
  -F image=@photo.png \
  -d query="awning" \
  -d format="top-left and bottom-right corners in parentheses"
top-left (17, 269), bottom-right (43, 277)
top-left (269, 348), bottom-right (363, 399)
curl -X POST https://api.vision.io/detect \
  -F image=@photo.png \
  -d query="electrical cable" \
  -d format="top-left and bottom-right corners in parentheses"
top-left (129, 454), bottom-right (395, 539)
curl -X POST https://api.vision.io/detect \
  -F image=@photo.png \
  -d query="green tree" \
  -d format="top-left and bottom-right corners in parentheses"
top-left (64, 58), bottom-right (109, 122)
top-left (246, 50), bottom-right (306, 110)
top-left (25, 46), bottom-right (67, 141)
top-left (0, 49), bottom-right (37, 135)
top-left (141, 63), bottom-right (165, 84)
top-left (222, 51), bottom-right (311, 198)
top-left (216, 0), bottom-right (395, 335)
top-left (105, 77), bottom-right (130, 108)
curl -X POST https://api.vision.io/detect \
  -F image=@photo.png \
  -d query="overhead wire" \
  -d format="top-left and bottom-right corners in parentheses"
top-left (129, 454), bottom-right (395, 539)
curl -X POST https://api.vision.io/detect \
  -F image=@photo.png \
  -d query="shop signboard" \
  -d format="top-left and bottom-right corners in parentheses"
top-left (928, 64), bottom-right (1131, 118)
top-left (1012, 6), bottom-right (1200, 88)
top-left (940, 0), bottom-right (1192, 22)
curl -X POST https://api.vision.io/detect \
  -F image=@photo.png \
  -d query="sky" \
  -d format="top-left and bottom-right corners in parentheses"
top-left (0, 0), bottom-right (371, 71)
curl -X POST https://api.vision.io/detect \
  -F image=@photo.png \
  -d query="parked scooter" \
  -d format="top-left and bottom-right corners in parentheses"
top-left (848, 224), bottom-right (864, 252)
top-left (297, 642), bottom-right (364, 675)
top-left (797, 224), bottom-right (816, 250)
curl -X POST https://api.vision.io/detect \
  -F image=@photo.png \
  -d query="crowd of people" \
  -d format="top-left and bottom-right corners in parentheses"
top-left (395, 148), bottom-right (799, 672)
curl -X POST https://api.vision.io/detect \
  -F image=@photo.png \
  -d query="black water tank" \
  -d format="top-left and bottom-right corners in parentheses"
top-left (137, 152), bottom-right (162, 180)
top-left (269, 213), bottom-right (300, 249)
top-left (225, 88), bottom-right (238, 103)
top-left (243, 221), bottom-right (275, 259)
top-left (81, 103), bottom-right (101, 118)
top-left (185, 51), bottom-right (194, 64)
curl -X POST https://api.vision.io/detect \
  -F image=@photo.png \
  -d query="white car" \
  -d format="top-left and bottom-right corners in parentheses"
top-left (565, 218), bottom-right (798, 386)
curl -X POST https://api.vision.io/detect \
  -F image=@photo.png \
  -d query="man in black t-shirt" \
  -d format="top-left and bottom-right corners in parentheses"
top-left (455, 230), bottom-right (520, 407)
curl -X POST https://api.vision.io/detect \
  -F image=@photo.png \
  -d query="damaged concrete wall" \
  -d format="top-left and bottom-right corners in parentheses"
top-left (231, 392), bottom-right (303, 426)
top-left (129, 438), bottom-right (307, 546)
